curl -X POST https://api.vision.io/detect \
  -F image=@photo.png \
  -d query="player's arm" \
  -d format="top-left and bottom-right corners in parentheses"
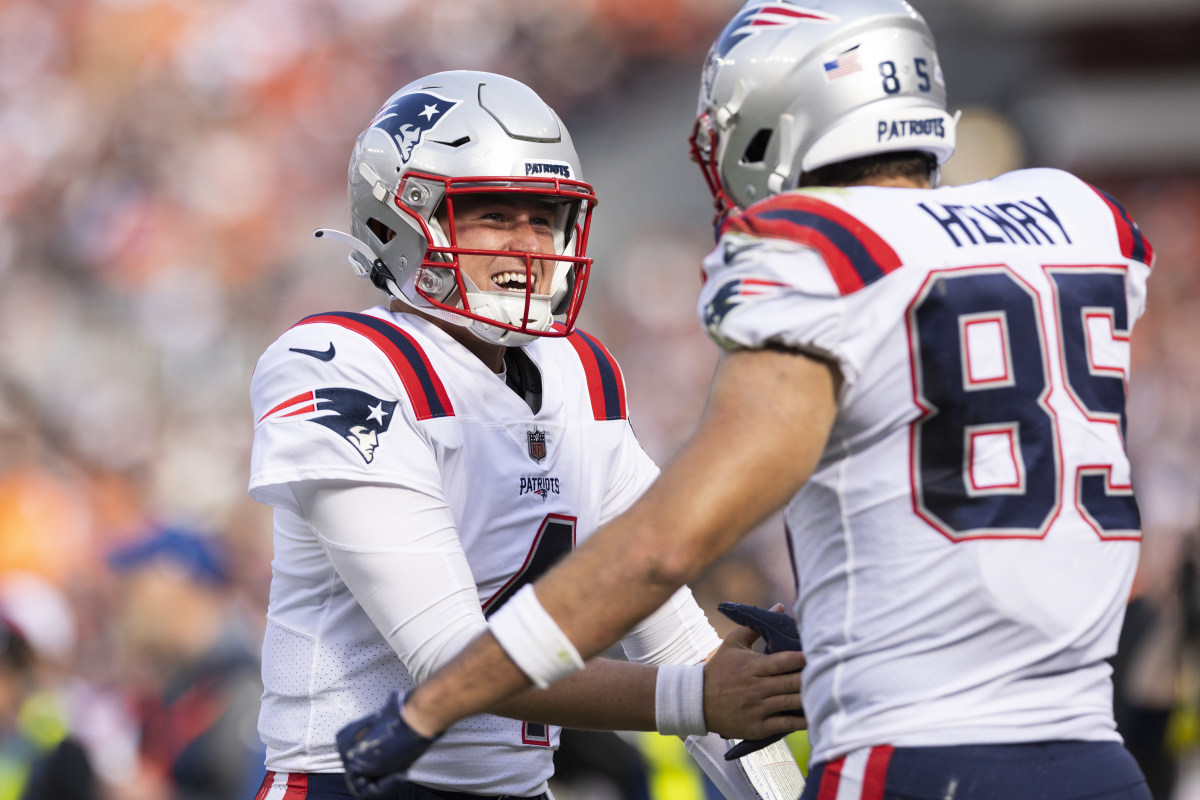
top-left (403, 344), bottom-right (839, 736)
top-left (484, 621), bottom-right (803, 738)
top-left (297, 480), bottom-right (803, 738)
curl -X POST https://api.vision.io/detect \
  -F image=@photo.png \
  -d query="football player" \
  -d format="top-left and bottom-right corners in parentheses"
top-left (248, 70), bottom-right (808, 800)
top-left (340, 3), bottom-right (1157, 799)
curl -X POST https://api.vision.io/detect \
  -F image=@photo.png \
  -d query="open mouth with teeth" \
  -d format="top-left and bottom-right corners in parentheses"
top-left (491, 270), bottom-right (538, 293)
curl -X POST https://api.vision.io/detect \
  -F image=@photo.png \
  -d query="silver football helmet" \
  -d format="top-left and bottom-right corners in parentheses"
top-left (690, 0), bottom-right (957, 218)
top-left (318, 70), bottom-right (597, 346)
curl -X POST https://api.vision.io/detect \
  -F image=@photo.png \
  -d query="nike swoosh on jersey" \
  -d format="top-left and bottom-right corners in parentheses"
top-left (289, 343), bottom-right (336, 362)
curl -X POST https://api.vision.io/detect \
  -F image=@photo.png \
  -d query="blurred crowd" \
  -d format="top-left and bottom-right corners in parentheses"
top-left (0, 0), bottom-right (1198, 798)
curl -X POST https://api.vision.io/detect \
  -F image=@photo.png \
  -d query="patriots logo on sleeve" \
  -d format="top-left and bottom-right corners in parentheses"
top-left (371, 90), bottom-right (461, 164)
top-left (703, 277), bottom-right (788, 336)
top-left (259, 388), bottom-right (398, 463)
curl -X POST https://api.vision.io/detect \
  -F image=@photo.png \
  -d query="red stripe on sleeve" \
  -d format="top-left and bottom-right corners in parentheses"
top-left (297, 315), bottom-right (454, 421)
top-left (564, 331), bottom-right (609, 420)
top-left (722, 193), bottom-right (901, 295)
top-left (259, 391), bottom-right (315, 423)
top-left (1092, 190), bottom-right (1135, 260)
top-left (1088, 186), bottom-right (1154, 267)
top-left (728, 212), bottom-right (866, 294)
top-left (578, 329), bottom-right (627, 420)
top-left (774, 194), bottom-right (900, 273)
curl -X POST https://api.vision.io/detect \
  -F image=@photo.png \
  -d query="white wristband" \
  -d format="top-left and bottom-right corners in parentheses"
top-left (489, 584), bottom-right (584, 689)
top-left (655, 662), bottom-right (708, 737)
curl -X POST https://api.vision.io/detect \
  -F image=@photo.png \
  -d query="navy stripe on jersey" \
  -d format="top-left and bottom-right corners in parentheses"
top-left (557, 326), bottom-right (625, 421)
top-left (720, 194), bottom-right (902, 295)
top-left (759, 208), bottom-right (889, 285)
top-left (554, 323), bottom-right (627, 421)
top-left (1092, 187), bottom-right (1152, 266)
top-left (297, 312), bottom-right (454, 420)
top-left (576, 330), bottom-right (623, 420)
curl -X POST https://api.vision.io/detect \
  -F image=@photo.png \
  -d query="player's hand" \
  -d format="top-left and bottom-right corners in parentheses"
top-left (702, 603), bottom-right (806, 742)
top-left (336, 690), bottom-right (441, 798)
top-left (717, 602), bottom-right (806, 760)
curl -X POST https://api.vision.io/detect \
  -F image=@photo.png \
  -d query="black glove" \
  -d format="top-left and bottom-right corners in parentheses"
top-left (337, 690), bottom-right (440, 798)
top-left (717, 602), bottom-right (804, 761)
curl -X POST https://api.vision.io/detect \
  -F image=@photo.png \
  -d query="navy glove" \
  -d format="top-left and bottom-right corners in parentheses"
top-left (717, 602), bottom-right (804, 761)
top-left (337, 690), bottom-right (440, 798)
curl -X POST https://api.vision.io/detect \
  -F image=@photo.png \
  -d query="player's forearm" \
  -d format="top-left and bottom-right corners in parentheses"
top-left (402, 521), bottom-right (691, 736)
top-left (401, 493), bottom-right (725, 736)
top-left (403, 631), bottom-right (528, 736)
top-left (488, 657), bottom-right (657, 731)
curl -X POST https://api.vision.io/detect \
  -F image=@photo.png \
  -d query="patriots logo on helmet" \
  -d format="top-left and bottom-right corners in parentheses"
top-left (260, 387), bottom-right (398, 463)
top-left (371, 90), bottom-right (462, 165)
top-left (713, 2), bottom-right (839, 59)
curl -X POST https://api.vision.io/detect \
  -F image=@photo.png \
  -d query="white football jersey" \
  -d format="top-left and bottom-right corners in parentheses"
top-left (249, 308), bottom-right (657, 793)
top-left (698, 168), bottom-right (1154, 764)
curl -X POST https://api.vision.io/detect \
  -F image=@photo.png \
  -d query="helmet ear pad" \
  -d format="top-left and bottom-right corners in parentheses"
top-left (361, 217), bottom-right (400, 294)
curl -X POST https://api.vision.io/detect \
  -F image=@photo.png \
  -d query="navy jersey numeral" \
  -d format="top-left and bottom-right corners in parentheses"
top-left (909, 265), bottom-right (1139, 541)
top-left (483, 514), bottom-right (577, 745)
top-left (1048, 268), bottom-right (1140, 535)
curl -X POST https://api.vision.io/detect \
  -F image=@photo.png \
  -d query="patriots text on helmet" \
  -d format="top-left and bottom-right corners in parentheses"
top-left (524, 162), bottom-right (573, 179)
top-left (877, 117), bottom-right (946, 143)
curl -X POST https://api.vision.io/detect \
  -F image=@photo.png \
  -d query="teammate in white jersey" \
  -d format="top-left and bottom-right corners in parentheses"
top-left (335, 4), bottom-right (1158, 799)
top-left (248, 70), bottom-right (810, 800)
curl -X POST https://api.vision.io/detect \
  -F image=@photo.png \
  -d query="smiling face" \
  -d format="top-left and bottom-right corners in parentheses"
top-left (440, 193), bottom-right (560, 297)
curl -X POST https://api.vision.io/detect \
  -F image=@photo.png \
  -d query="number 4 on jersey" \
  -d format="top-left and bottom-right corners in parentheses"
top-left (482, 514), bottom-right (577, 745)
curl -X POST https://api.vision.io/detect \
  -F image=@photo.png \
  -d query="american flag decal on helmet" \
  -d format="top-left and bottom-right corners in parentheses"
top-left (823, 45), bottom-right (864, 81)
top-left (714, 3), bottom-right (839, 58)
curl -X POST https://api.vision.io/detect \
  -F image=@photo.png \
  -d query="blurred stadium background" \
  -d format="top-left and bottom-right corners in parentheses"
top-left (0, 0), bottom-right (1198, 798)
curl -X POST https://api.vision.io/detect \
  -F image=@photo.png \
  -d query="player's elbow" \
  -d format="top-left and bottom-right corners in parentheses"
top-left (638, 538), bottom-right (708, 593)
top-left (619, 508), bottom-right (722, 593)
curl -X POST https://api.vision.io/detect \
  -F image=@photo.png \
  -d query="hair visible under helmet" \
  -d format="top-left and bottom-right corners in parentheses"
top-left (318, 71), bottom-right (597, 347)
top-left (690, 0), bottom-right (957, 220)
